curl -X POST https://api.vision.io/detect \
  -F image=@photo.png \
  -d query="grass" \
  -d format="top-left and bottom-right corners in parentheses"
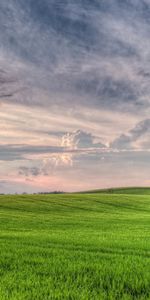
top-left (0, 189), bottom-right (150, 299)
top-left (80, 187), bottom-right (150, 195)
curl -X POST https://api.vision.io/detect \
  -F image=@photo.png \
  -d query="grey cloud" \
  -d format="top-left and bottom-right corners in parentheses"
top-left (0, 134), bottom-right (105, 163)
top-left (0, 69), bottom-right (16, 99)
top-left (130, 119), bottom-right (150, 137)
top-left (75, 75), bottom-right (139, 108)
top-left (111, 119), bottom-right (150, 149)
top-left (0, 144), bottom-right (64, 161)
top-left (0, 0), bottom-right (150, 112)
top-left (16, 130), bottom-right (108, 175)
top-left (61, 130), bottom-right (106, 149)
top-left (0, 67), bottom-right (28, 104)
top-left (19, 166), bottom-right (42, 177)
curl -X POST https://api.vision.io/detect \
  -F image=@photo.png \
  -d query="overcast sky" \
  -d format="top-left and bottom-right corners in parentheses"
top-left (0, 0), bottom-right (150, 193)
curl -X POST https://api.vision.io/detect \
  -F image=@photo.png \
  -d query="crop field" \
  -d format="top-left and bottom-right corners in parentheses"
top-left (0, 189), bottom-right (150, 299)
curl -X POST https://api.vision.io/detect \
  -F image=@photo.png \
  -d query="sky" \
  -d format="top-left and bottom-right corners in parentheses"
top-left (0, 0), bottom-right (150, 193)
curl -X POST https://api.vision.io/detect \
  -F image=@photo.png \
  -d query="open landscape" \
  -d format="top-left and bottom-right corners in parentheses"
top-left (1, 1), bottom-right (150, 299)
top-left (0, 188), bottom-right (150, 300)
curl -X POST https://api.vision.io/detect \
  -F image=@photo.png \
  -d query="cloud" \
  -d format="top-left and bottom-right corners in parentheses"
top-left (0, 1), bottom-right (150, 192)
top-left (0, 144), bottom-right (64, 161)
top-left (0, 0), bottom-right (150, 113)
top-left (44, 130), bottom-right (106, 167)
top-left (19, 166), bottom-right (42, 177)
top-left (0, 68), bottom-right (18, 99)
top-left (61, 130), bottom-right (106, 149)
top-left (13, 130), bottom-right (107, 176)
top-left (0, 130), bottom-right (106, 163)
top-left (111, 119), bottom-right (150, 149)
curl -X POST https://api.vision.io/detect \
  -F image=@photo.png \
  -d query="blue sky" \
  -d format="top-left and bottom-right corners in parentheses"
top-left (0, 0), bottom-right (150, 193)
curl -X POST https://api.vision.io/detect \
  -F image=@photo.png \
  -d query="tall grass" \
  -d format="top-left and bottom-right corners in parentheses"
top-left (0, 192), bottom-right (150, 299)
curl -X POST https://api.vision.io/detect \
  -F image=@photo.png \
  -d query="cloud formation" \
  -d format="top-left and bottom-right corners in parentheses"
top-left (111, 119), bottom-right (150, 150)
top-left (61, 130), bottom-right (106, 149)
top-left (0, 0), bottom-right (150, 112)
top-left (0, 0), bottom-right (150, 192)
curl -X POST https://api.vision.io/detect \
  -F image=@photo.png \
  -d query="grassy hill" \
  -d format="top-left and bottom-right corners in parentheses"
top-left (81, 187), bottom-right (150, 195)
top-left (0, 193), bottom-right (150, 299)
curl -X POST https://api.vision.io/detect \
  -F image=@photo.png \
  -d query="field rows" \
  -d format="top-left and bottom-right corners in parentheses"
top-left (0, 192), bottom-right (150, 299)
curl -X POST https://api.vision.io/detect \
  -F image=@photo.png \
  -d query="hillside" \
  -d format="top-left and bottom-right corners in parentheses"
top-left (81, 187), bottom-right (150, 195)
top-left (0, 193), bottom-right (150, 299)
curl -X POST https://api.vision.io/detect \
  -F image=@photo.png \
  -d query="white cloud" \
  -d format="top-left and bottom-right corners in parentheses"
top-left (61, 130), bottom-right (106, 149)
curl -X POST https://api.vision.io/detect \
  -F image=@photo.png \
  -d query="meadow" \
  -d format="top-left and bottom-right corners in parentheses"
top-left (0, 189), bottom-right (150, 299)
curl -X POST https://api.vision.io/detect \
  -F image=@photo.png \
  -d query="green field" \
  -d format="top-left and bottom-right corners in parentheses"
top-left (81, 187), bottom-right (150, 195)
top-left (0, 190), bottom-right (150, 299)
